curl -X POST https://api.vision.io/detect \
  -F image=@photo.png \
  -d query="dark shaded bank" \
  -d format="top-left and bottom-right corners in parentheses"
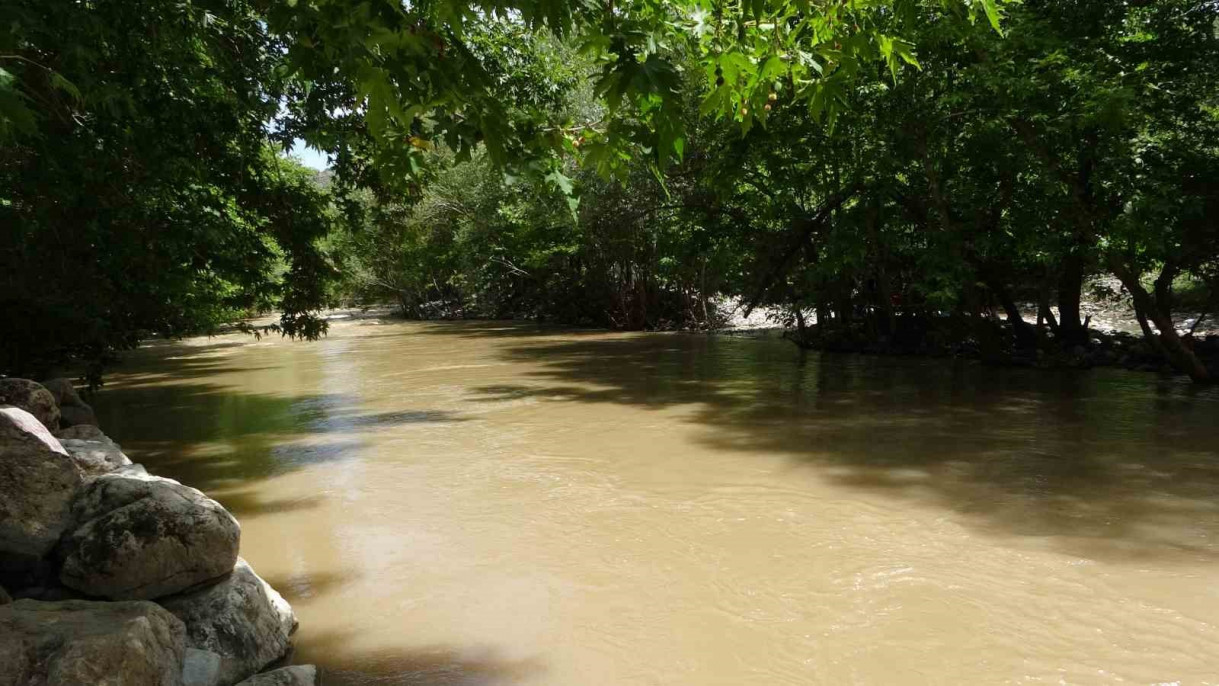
top-left (781, 316), bottom-right (1219, 380)
top-left (322, 303), bottom-right (1219, 386)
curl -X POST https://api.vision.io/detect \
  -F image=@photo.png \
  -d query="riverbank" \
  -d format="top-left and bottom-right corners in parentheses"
top-left (0, 378), bottom-right (316, 686)
top-left (294, 293), bottom-right (1217, 382)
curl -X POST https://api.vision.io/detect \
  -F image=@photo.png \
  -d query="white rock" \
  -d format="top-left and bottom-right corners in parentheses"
top-left (0, 407), bottom-right (81, 564)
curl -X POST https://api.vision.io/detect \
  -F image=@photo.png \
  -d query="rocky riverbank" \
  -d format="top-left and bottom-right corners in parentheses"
top-left (0, 378), bottom-right (317, 686)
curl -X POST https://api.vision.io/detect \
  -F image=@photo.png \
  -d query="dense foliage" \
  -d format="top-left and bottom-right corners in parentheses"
top-left (2, 0), bottom-right (1216, 382)
top-left (0, 0), bottom-right (334, 382)
top-left (328, 0), bottom-right (1219, 382)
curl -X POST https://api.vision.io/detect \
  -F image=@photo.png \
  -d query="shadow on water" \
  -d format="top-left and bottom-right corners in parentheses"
top-left (294, 631), bottom-right (545, 686)
top-left (411, 320), bottom-right (611, 341)
top-left (461, 326), bottom-right (1219, 563)
top-left (268, 574), bottom-right (542, 686)
top-left (92, 341), bottom-right (467, 518)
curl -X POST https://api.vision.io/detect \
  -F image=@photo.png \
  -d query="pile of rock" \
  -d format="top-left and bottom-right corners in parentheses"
top-left (0, 378), bottom-right (317, 686)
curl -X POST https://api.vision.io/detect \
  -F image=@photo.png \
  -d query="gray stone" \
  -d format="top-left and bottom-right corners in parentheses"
top-left (117, 462), bottom-right (151, 477)
top-left (234, 666), bottom-right (316, 686)
top-left (40, 379), bottom-right (98, 428)
top-left (0, 598), bottom-right (186, 686)
top-left (55, 423), bottom-right (109, 441)
top-left (61, 436), bottom-right (133, 478)
top-left (59, 471), bottom-right (240, 600)
top-left (159, 559), bottom-right (297, 686)
top-left (183, 648), bottom-right (224, 686)
top-left (40, 378), bottom-right (83, 409)
top-left (0, 407), bottom-right (82, 564)
top-left (0, 379), bottom-right (59, 430)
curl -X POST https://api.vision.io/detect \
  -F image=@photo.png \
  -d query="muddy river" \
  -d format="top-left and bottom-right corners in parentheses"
top-left (94, 319), bottom-right (1219, 685)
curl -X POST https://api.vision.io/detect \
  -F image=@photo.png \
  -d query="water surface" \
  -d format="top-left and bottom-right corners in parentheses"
top-left (95, 319), bottom-right (1219, 685)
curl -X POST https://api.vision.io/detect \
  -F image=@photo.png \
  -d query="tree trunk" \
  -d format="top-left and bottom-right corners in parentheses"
top-left (742, 184), bottom-right (860, 317)
top-left (815, 303), bottom-right (831, 329)
top-left (1112, 260), bottom-right (1211, 383)
top-left (1037, 290), bottom-right (1059, 333)
top-left (987, 278), bottom-right (1037, 348)
top-left (794, 307), bottom-right (808, 342)
top-left (1057, 253), bottom-right (1088, 345)
top-left (865, 202), bottom-right (896, 339)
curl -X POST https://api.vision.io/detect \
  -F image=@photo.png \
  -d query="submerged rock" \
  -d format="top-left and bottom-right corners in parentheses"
top-left (234, 666), bottom-right (317, 686)
top-left (59, 403), bottom-right (100, 428)
top-left (55, 424), bottom-right (108, 441)
top-left (0, 585), bottom-right (9, 605)
top-left (159, 558), bottom-right (297, 686)
top-left (0, 379), bottom-right (59, 430)
top-left (0, 407), bottom-right (82, 567)
top-left (0, 598), bottom-right (185, 686)
top-left (59, 470), bottom-right (240, 600)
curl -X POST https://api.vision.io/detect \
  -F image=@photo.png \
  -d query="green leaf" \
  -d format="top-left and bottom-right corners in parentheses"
top-left (50, 74), bottom-right (82, 103)
top-left (545, 168), bottom-right (574, 196)
top-left (981, 0), bottom-right (1004, 35)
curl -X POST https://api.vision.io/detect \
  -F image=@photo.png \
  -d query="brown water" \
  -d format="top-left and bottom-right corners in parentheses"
top-left (94, 319), bottom-right (1219, 685)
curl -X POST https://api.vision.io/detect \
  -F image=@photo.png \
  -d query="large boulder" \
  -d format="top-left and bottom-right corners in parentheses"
top-left (234, 666), bottom-right (317, 686)
top-left (41, 378), bottom-right (99, 428)
top-left (0, 598), bottom-right (186, 686)
top-left (60, 436), bottom-right (133, 478)
top-left (58, 471), bottom-right (240, 600)
top-left (159, 559), bottom-right (297, 686)
top-left (0, 406), bottom-right (66, 453)
top-left (40, 378), bottom-right (82, 409)
top-left (0, 379), bottom-right (59, 430)
top-left (0, 407), bottom-right (82, 568)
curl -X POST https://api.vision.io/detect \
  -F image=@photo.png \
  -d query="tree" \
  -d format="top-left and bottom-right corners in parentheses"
top-left (0, 0), bottom-right (336, 382)
top-left (265, 0), bottom-right (1008, 184)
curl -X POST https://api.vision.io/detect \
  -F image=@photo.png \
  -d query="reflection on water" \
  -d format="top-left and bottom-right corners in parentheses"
top-left (96, 320), bottom-right (1219, 685)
